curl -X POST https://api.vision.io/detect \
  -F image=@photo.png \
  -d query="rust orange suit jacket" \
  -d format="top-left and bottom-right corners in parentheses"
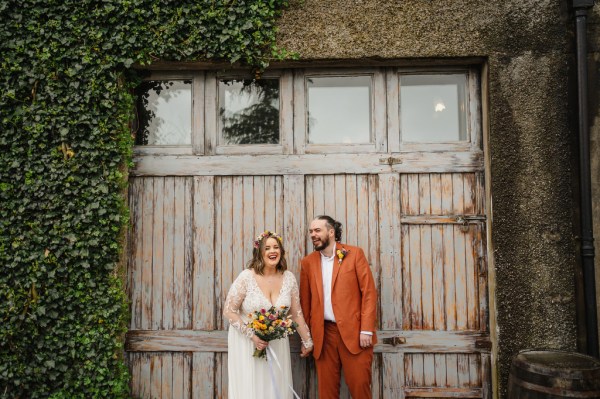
top-left (299, 243), bottom-right (378, 359)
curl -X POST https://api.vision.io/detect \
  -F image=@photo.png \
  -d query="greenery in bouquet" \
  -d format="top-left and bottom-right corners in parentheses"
top-left (247, 305), bottom-right (297, 359)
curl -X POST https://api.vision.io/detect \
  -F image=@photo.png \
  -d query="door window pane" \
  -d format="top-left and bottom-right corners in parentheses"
top-left (135, 80), bottom-right (192, 145)
top-left (307, 76), bottom-right (372, 144)
top-left (400, 74), bottom-right (468, 142)
top-left (219, 79), bottom-right (280, 145)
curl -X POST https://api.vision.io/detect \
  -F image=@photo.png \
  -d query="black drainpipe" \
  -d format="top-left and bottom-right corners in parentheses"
top-left (573, 0), bottom-right (599, 358)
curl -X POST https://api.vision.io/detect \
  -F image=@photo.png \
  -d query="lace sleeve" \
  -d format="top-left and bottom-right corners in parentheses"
top-left (288, 272), bottom-right (313, 349)
top-left (223, 270), bottom-right (254, 338)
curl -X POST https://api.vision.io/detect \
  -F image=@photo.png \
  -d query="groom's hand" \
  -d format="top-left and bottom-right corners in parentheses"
top-left (359, 333), bottom-right (373, 348)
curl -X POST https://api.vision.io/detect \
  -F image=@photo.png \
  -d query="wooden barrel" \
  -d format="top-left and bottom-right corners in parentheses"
top-left (508, 349), bottom-right (600, 398)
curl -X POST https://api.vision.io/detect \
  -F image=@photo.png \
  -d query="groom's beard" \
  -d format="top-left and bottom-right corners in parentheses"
top-left (313, 236), bottom-right (330, 251)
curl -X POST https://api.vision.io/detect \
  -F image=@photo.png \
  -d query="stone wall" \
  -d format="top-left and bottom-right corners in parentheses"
top-left (275, 1), bottom-right (597, 396)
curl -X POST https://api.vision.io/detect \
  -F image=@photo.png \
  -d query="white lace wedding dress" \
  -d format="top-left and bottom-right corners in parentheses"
top-left (224, 269), bottom-right (312, 399)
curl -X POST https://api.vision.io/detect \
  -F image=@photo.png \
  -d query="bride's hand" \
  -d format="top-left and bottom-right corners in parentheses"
top-left (251, 335), bottom-right (268, 350)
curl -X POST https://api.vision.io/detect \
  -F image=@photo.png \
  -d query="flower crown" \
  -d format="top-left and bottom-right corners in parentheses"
top-left (253, 230), bottom-right (283, 249)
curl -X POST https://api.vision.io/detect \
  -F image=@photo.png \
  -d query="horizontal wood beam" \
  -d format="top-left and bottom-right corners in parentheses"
top-left (126, 329), bottom-right (491, 353)
top-left (131, 152), bottom-right (484, 176)
top-left (404, 387), bottom-right (482, 398)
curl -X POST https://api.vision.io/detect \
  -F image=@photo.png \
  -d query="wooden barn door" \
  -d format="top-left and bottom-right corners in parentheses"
top-left (125, 66), bottom-right (491, 398)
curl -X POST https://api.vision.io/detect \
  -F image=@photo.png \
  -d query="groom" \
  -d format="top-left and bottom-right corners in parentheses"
top-left (299, 215), bottom-right (378, 399)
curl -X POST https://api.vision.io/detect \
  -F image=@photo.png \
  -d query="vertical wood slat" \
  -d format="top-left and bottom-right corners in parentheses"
top-left (161, 354), bottom-right (173, 399)
top-left (335, 175), bottom-right (347, 237)
top-left (379, 173), bottom-right (401, 329)
top-left (434, 354), bottom-right (447, 387)
top-left (152, 178), bottom-right (164, 330)
top-left (216, 353), bottom-right (228, 399)
top-left (408, 226), bottom-right (422, 329)
top-left (141, 178), bottom-right (154, 330)
top-left (420, 225), bottom-right (434, 330)
top-left (231, 177), bottom-right (244, 278)
top-left (444, 224), bottom-right (457, 331)
top-left (264, 176), bottom-right (276, 232)
top-left (432, 225), bottom-right (446, 331)
top-left (204, 71), bottom-right (217, 154)
top-left (412, 354), bottom-right (425, 387)
top-left (478, 224), bottom-right (489, 332)
top-left (367, 175), bottom-right (380, 293)
top-left (481, 353), bottom-right (491, 399)
top-left (192, 353), bottom-right (214, 399)
top-left (192, 72), bottom-right (205, 155)
top-left (374, 68), bottom-right (387, 153)
top-left (253, 176), bottom-right (266, 232)
top-left (383, 353), bottom-right (405, 398)
top-left (140, 353), bottom-right (151, 398)
top-left (346, 175), bottom-right (358, 246)
top-left (193, 176), bottom-right (215, 330)
top-left (163, 178), bottom-right (175, 330)
top-left (150, 354), bottom-right (161, 398)
top-left (184, 178), bottom-right (193, 329)
top-left (214, 177), bottom-right (224, 328)
top-left (219, 177), bottom-right (234, 329)
top-left (280, 70), bottom-right (294, 155)
top-left (457, 354), bottom-right (471, 387)
top-left (130, 179), bottom-right (143, 330)
top-left (430, 174), bottom-right (443, 215)
top-left (466, 224), bottom-right (478, 330)
top-left (423, 354), bottom-right (436, 387)
top-left (386, 67), bottom-right (400, 153)
top-left (242, 176), bottom-right (254, 263)
top-left (274, 176), bottom-right (284, 237)
top-left (284, 175), bottom-right (305, 276)
top-left (173, 177), bottom-right (188, 329)
top-left (401, 224), bottom-right (412, 331)
top-left (446, 354), bottom-right (459, 387)
top-left (293, 69), bottom-right (306, 155)
top-left (324, 175), bottom-right (336, 218)
top-left (454, 225), bottom-right (468, 330)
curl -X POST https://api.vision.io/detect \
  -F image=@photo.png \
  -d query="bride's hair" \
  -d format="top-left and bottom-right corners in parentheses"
top-left (247, 232), bottom-right (288, 275)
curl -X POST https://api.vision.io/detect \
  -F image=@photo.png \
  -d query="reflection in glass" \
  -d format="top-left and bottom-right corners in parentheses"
top-left (135, 80), bottom-right (192, 145)
top-left (307, 76), bottom-right (372, 144)
top-left (400, 74), bottom-right (468, 143)
top-left (219, 79), bottom-right (280, 145)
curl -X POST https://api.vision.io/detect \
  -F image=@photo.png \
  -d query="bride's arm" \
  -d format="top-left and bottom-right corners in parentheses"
top-left (223, 271), bottom-right (255, 338)
top-left (289, 274), bottom-right (314, 349)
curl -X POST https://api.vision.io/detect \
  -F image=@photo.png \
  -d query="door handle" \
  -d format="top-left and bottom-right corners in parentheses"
top-left (382, 336), bottom-right (406, 346)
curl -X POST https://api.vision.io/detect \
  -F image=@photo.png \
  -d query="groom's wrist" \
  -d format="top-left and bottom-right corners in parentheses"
top-left (360, 331), bottom-right (373, 335)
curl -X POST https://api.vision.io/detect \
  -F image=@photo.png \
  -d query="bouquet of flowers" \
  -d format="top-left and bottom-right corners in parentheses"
top-left (247, 305), bottom-right (297, 359)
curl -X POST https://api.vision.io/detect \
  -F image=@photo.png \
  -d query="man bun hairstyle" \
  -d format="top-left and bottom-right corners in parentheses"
top-left (315, 215), bottom-right (343, 242)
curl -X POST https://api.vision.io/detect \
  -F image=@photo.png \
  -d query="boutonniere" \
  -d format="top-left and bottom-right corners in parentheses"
top-left (336, 248), bottom-right (349, 265)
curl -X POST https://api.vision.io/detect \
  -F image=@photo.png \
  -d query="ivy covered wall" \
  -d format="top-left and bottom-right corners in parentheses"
top-left (0, 1), bottom-right (289, 397)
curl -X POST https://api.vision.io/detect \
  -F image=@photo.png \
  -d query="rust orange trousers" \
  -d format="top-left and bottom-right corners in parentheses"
top-left (314, 321), bottom-right (374, 399)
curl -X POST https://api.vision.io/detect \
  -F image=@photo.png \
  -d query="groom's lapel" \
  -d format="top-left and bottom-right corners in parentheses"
top-left (311, 252), bottom-right (323, 305)
top-left (331, 243), bottom-right (344, 290)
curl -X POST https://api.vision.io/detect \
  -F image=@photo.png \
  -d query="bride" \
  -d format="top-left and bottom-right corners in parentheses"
top-left (223, 231), bottom-right (313, 399)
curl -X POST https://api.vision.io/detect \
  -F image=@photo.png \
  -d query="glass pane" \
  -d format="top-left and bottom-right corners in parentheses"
top-left (400, 74), bottom-right (468, 142)
top-left (307, 76), bottom-right (372, 144)
top-left (135, 80), bottom-right (192, 145)
top-left (219, 79), bottom-right (280, 145)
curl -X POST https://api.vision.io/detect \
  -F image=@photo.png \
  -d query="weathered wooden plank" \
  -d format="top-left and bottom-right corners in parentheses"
top-left (346, 175), bottom-right (358, 246)
top-left (407, 174), bottom-right (420, 216)
top-left (304, 176), bottom-right (315, 253)
top-left (292, 69), bottom-right (306, 155)
top-left (216, 353), bottom-right (228, 399)
top-left (430, 174), bottom-right (443, 215)
top-left (242, 175), bottom-right (254, 266)
top-left (132, 152), bottom-right (485, 176)
top-left (477, 224), bottom-right (489, 332)
top-left (380, 174), bottom-right (401, 330)
top-left (290, 356), bottom-right (308, 399)
top-left (452, 174), bottom-right (465, 214)
top-left (130, 179), bottom-right (143, 330)
top-left (192, 353), bottom-right (214, 399)
top-left (193, 176), bottom-right (215, 330)
top-left (141, 178), bottom-right (154, 330)
top-left (383, 353), bottom-right (405, 398)
top-left (371, 353), bottom-right (383, 399)
top-left (367, 175), bottom-right (380, 286)
top-left (412, 353), bottom-right (425, 386)
top-left (386, 67), bottom-right (400, 153)
top-left (463, 173), bottom-right (476, 215)
top-left (161, 353), bottom-right (173, 399)
top-left (150, 353), bottom-right (161, 398)
top-left (469, 352), bottom-right (481, 387)
top-left (403, 387), bottom-right (482, 397)
top-left (423, 353), bottom-right (436, 387)
top-left (253, 176), bottom-right (266, 232)
top-left (335, 175), bottom-right (347, 236)
top-left (444, 224), bottom-right (457, 330)
top-left (420, 225), bottom-right (434, 330)
top-left (457, 354), bottom-right (470, 387)
top-left (374, 68), bottom-right (387, 153)
top-left (419, 174), bottom-right (431, 215)
top-left (128, 352), bottom-right (142, 398)
top-left (324, 175), bottom-right (336, 218)
top-left (284, 175), bottom-right (305, 276)
top-left (184, 177), bottom-right (193, 328)
top-left (454, 225), bottom-right (468, 330)
top-left (481, 353), bottom-right (491, 399)
top-left (434, 353), bottom-right (447, 387)
top-left (139, 353), bottom-right (151, 399)
top-left (172, 353), bottom-right (186, 399)
top-left (162, 178), bottom-right (175, 330)
top-left (214, 177), bottom-right (224, 328)
top-left (409, 226), bottom-right (422, 329)
top-left (231, 176), bottom-right (244, 276)
top-left (432, 225), bottom-right (446, 331)
top-left (126, 329), bottom-right (491, 353)
top-left (204, 71), bottom-right (217, 154)
top-left (280, 70), bottom-right (293, 154)
top-left (441, 173), bottom-right (454, 215)
top-left (401, 224), bottom-right (412, 331)
top-left (405, 353), bottom-right (414, 387)
top-left (264, 176), bottom-right (276, 232)
top-left (466, 225), bottom-right (478, 331)
top-left (192, 72), bottom-right (205, 155)
top-left (220, 177), bottom-right (234, 329)
top-left (173, 177), bottom-right (187, 329)
top-left (274, 176), bottom-right (284, 235)
top-left (446, 354), bottom-right (459, 387)
top-left (400, 215), bottom-right (486, 224)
